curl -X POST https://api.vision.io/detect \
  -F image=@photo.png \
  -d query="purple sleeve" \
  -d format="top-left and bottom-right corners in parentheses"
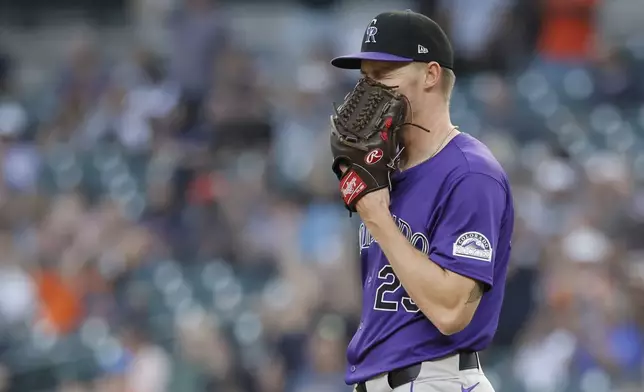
top-left (428, 173), bottom-right (506, 287)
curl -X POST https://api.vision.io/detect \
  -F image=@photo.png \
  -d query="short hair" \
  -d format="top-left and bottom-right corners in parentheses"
top-left (441, 68), bottom-right (456, 102)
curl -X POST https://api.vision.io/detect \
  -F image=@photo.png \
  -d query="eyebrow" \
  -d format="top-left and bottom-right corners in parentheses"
top-left (362, 64), bottom-right (401, 77)
top-left (361, 67), bottom-right (383, 77)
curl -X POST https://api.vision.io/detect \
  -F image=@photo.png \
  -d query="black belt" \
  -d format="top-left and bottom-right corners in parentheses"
top-left (355, 352), bottom-right (479, 392)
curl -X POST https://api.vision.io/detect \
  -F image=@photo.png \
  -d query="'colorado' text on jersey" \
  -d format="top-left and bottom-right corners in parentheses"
top-left (346, 133), bottom-right (514, 384)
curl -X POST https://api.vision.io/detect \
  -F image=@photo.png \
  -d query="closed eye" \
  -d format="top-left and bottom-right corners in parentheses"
top-left (358, 69), bottom-right (399, 89)
top-left (360, 70), bottom-right (377, 79)
top-left (360, 67), bottom-right (385, 79)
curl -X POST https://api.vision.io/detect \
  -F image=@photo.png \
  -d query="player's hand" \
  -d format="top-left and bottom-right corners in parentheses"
top-left (355, 187), bottom-right (391, 221)
top-left (339, 163), bottom-right (390, 219)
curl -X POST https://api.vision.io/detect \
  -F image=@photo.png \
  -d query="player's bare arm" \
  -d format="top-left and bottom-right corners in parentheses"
top-left (356, 188), bottom-right (483, 336)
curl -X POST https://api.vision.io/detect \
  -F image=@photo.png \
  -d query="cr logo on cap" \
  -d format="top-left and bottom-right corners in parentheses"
top-left (364, 18), bottom-right (378, 43)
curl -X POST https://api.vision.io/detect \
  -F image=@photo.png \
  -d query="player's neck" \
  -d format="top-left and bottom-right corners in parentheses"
top-left (400, 109), bottom-right (456, 170)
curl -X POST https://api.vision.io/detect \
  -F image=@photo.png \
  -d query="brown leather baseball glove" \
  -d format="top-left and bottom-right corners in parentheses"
top-left (330, 77), bottom-right (408, 212)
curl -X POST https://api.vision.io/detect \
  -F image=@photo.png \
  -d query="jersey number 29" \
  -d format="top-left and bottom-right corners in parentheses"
top-left (374, 265), bottom-right (419, 313)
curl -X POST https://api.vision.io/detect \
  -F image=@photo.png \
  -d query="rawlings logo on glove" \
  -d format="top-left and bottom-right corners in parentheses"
top-left (365, 149), bottom-right (384, 165)
top-left (330, 77), bottom-right (408, 212)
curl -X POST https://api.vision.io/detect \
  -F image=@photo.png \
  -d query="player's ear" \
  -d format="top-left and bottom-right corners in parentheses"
top-left (423, 62), bottom-right (441, 90)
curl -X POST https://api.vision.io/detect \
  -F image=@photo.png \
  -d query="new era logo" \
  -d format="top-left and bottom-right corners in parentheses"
top-left (418, 45), bottom-right (428, 54)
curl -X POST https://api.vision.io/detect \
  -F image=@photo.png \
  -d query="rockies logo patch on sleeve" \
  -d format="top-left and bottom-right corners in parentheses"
top-left (452, 232), bottom-right (493, 262)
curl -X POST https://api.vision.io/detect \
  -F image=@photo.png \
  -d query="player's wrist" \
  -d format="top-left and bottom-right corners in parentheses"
top-left (359, 209), bottom-right (390, 226)
top-left (359, 202), bottom-right (395, 231)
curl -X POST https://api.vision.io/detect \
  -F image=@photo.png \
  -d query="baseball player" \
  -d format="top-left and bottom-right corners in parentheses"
top-left (328, 10), bottom-right (514, 392)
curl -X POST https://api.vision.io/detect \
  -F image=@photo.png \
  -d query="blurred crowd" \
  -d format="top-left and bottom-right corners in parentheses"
top-left (0, 0), bottom-right (643, 391)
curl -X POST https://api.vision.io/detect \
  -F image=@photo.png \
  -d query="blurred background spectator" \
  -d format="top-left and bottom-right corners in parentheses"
top-left (0, 0), bottom-right (642, 391)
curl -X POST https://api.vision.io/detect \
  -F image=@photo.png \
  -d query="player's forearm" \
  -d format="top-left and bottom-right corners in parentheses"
top-left (363, 213), bottom-right (476, 335)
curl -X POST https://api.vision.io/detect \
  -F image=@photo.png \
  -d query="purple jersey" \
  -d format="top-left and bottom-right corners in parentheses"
top-left (346, 133), bottom-right (514, 384)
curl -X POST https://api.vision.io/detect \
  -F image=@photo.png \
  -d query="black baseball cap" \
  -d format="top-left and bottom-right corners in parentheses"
top-left (331, 10), bottom-right (454, 70)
